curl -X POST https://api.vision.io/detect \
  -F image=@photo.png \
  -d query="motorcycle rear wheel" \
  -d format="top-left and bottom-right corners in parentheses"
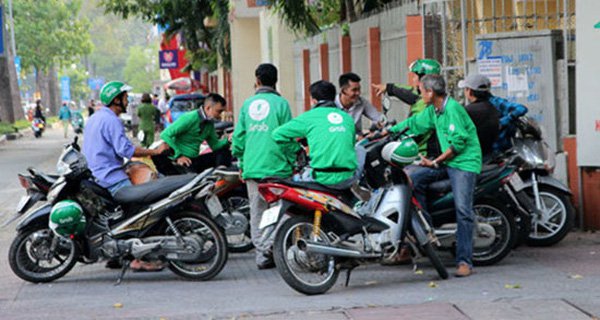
top-left (164, 211), bottom-right (228, 281)
top-left (273, 215), bottom-right (339, 295)
top-left (472, 199), bottom-right (517, 266)
top-left (9, 225), bottom-right (79, 283)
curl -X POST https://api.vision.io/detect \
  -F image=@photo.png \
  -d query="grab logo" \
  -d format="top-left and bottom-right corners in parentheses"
top-left (327, 112), bottom-right (343, 125)
top-left (248, 99), bottom-right (270, 121)
top-left (249, 123), bottom-right (270, 132)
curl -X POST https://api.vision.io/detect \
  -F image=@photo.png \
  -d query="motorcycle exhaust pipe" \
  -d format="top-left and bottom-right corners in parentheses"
top-left (296, 239), bottom-right (379, 259)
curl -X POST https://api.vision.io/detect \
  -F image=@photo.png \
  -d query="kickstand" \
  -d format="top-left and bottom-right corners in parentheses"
top-left (115, 259), bottom-right (130, 286)
top-left (344, 265), bottom-right (357, 287)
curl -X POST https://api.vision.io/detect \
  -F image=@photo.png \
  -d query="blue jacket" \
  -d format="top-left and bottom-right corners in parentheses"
top-left (58, 106), bottom-right (72, 120)
top-left (489, 96), bottom-right (528, 152)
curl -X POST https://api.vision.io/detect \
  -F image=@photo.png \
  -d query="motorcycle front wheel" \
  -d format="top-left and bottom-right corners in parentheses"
top-left (273, 215), bottom-right (339, 295)
top-left (164, 211), bottom-right (228, 281)
top-left (9, 225), bottom-right (79, 283)
top-left (526, 186), bottom-right (575, 247)
top-left (411, 210), bottom-right (449, 280)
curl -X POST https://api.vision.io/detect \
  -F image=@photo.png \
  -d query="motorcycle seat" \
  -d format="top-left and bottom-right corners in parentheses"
top-left (427, 164), bottom-right (504, 194)
top-left (269, 178), bottom-right (355, 203)
top-left (113, 174), bottom-right (197, 205)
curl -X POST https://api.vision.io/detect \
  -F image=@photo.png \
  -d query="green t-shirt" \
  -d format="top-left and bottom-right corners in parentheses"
top-left (160, 110), bottom-right (228, 160)
top-left (232, 91), bottom-right (298, 180)
top-left (272, 104), bottom-right (357, 185)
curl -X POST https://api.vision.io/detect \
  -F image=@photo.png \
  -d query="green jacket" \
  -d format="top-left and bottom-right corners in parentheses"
top-left (389, 84), bottom-right (431, 155)
top-left (137, 103), bottom-right (157, 132)
top-left (390, 96), bottom-right (482, 174)
top-left (160, 110), bottom-right (228, 160)
top-left (272, 102), bottom-right (357, 185)
top-left (232, 88), bottom-right (297, 180)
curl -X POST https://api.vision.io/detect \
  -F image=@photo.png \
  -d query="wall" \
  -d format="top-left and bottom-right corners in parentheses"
top-left (230, 17), bottom-right (261, 118)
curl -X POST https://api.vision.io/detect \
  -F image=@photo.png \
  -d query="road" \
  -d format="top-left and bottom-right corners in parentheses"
top-left (0, 126), bottom-right (599, 320)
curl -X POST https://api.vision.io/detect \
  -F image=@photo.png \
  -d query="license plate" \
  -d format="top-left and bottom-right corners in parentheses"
top-left (259, 204), bottom-right (281, 229)
top-left (206, 195), bottom-right (224, 217)
top-left (509, 173), bottom-right (525, 191)
top-left (16, 195), bottom-right (31, 213)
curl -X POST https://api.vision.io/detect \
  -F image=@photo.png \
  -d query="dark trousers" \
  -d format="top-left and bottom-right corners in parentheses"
top-left (152, 148), bottom-right (233, 175)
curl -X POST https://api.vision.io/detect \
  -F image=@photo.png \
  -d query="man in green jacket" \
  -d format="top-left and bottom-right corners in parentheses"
top-left (231, 63), bottom-right (296, 269)
top-left (152, 93), bottom-right (229, 175)
top-left (372, 59), bottom-right (442, 156)
top-left (273, 80), bottom-right (358, 188)
top-left (387, 74), bottom-right (481, 277)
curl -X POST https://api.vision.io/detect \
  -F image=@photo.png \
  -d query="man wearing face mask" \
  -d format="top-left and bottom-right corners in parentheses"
top-left (152, 93), bottom-right (230, 175)
top-left (335, 72), bottom-right (384, 135)
top-left (83, 81), bottom-right (169, 196)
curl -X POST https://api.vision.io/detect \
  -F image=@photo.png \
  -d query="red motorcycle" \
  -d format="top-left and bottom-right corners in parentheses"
top-left (257, 130), bottom-right (448, 295)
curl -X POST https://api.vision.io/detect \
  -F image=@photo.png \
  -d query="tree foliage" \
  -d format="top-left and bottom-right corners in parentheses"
top-left (100, 0), bottom-right (231, 71)
top-left (123, 45), bottom-right (159, 92)
top-left (12, 0), bottom-right (93, 73)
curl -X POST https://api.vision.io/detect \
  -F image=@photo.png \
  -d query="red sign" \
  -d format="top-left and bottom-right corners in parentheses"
top-left (595, 120), bottom-right (600, 132)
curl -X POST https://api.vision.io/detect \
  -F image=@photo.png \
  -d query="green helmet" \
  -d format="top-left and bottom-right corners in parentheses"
top-left (381, 138), bottom-right (419, 167)
top-left (409, 59), bottom-right (442, 76)
top-left (49, 200), bottom-right (86, 237)
top-left (99, 81), bottom-right (132, 106)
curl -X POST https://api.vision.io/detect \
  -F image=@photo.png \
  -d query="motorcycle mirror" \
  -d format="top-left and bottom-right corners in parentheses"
top-left (382, 95), bottom-right (391, 115)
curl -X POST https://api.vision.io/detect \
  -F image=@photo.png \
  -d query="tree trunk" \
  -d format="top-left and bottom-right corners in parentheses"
top-left (0, 2), bottom-right (22, 123)
top-left (35, 69), bottom-right (51, 115)
top-left (48, 66), bottom-right (60, 115)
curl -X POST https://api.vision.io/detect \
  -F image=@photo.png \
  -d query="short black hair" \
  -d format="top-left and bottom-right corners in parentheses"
top-left (205, 93), bottom-right (226, 107)
top-left (472, 89), bottom-right (491, 101)
top-left (310, 80), bottom-right (336, 102)
top-left (141, 93), bottom-right (152, 103)
top-left (255, 63), bottom-right (278, 87)
top-left (339, 72), bottom-right (361, 88)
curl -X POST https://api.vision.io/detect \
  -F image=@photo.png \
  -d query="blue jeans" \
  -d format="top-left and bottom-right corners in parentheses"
top-left (407, 165), bottom-right (477, 267)
top-left (107, 178), bottom-right (132, 196)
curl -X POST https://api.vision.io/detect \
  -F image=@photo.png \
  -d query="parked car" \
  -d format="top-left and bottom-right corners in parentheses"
top-left (163, 93), bottom-right (205, 127)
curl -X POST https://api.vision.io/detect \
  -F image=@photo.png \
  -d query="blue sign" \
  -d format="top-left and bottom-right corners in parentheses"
top-left (60, 76), bottom-right (71, 102)
top-left (0, 7), bottom-right (4, 56)
top-left (87, 77), bottom-right (105, 90)
top-left (159, 50), bottom-right (179, 69)
top-left (14, 56), bottom-right (21, 74)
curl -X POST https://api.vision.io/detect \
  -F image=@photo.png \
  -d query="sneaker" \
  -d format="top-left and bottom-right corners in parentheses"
top-left (381, 246), bottom-right (412, 266)
top-left (455, 263), bottom-right (472, 277)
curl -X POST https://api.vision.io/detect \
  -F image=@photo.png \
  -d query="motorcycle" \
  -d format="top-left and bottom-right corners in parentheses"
top-left (499, 117), bottom-right (575, 246)
top-left (258, 129), bottom-right (448, 295)
top-left (8, 138), bottom-right (228, 283)
top-left (71, 111), bottom-right (84, 134)
top-left (127, 120), bottom-right (253, 253)
top-left (32, 117), bottom-right (45, 138)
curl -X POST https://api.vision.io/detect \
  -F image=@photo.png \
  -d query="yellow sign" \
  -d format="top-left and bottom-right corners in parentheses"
top-left (34, 92), bottom-right (41, 100)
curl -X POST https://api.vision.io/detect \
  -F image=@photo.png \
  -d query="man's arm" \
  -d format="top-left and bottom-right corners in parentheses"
top-left (360, 98), bottom-right (384, 123)
top-left (389, 106), bottom-right (434, 135)
top-left (205, 124), bottom-right (229, 151)
top-left (272, 115), bottom-right (307, 144)
top-left (231, 107), bottom-right (247, 168)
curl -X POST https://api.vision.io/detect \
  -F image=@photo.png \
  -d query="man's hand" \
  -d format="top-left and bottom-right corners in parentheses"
top-left (419, 154), bottom-right (433, 167)
top-left (153, 142), bottom-right (170, 156)
top-left (176, 156), bottom-right (192, 167)
top-left (371, 83), bottom-right (387, 96)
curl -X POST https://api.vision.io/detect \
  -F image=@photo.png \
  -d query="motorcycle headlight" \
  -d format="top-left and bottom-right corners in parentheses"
top-left (514, 140), bottom-right (544, 170)
top-left (541, 142), bottom-right (556, 173)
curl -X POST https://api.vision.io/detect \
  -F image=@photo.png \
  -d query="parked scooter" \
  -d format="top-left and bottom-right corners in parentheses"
top-left (8, 138), bottom-right (228, 283)
top-left (71, 111), bottom-right (84, 134)
top-left (258, 129), bottom-right (448, 295)
top-left (498, 117), bottom-right (575, 246)
top-left (32, 117), bottom-right (45, 138)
